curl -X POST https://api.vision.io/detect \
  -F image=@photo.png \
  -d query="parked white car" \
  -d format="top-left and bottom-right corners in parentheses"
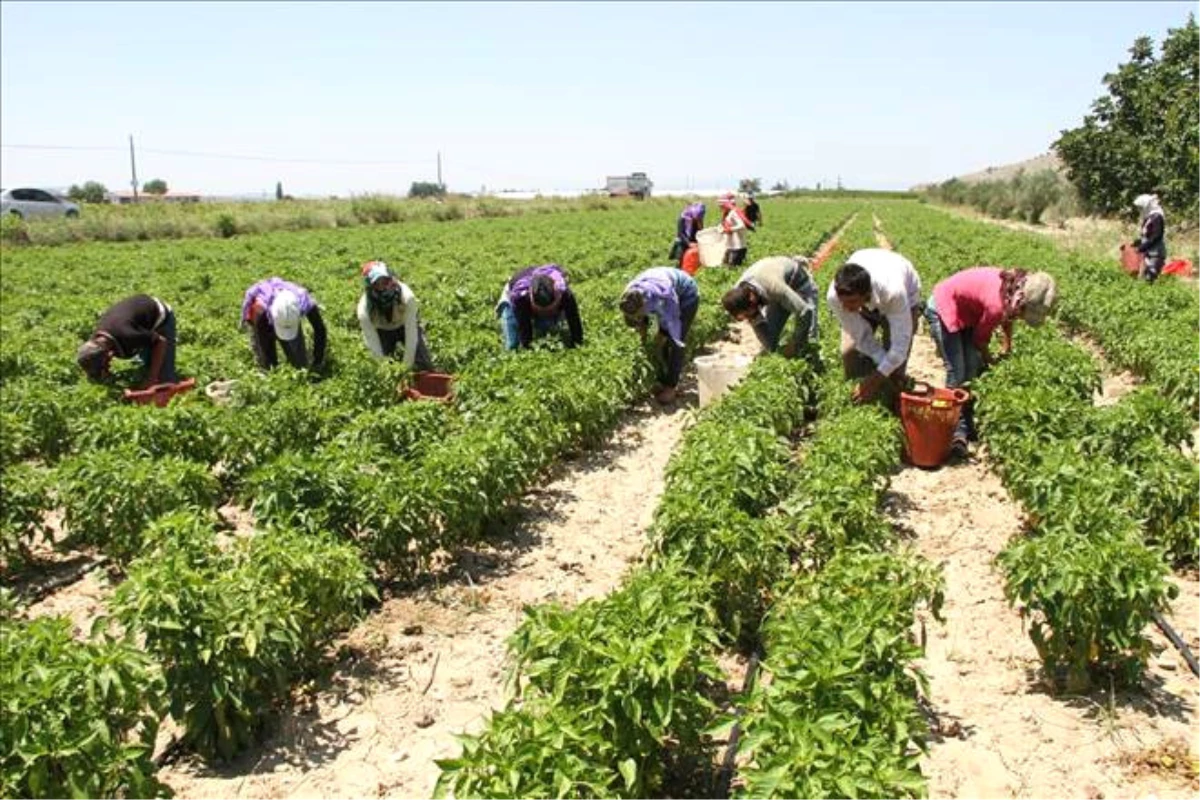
top-left (1, 188), bottom-right (81, 220)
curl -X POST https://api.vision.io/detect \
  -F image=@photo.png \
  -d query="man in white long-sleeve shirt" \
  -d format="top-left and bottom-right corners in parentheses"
top-left (827, 248), bottom-right (922, 408)
top-left (356, 261), bottom-right (435, 371)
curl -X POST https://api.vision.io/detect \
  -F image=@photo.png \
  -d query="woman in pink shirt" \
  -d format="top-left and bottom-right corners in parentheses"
top-left (924, 267), bottom-right (1057, 456)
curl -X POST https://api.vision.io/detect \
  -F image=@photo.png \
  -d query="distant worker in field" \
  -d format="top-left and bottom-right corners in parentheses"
top-left (358, 261), bottom-right (435, 370)
top-left (828, 248), bottom-right (923, 409)
top-left (496, 263), bottom-right (584, 351)
top-left (670, 202), bottom-right (706, 264)
top-left (76, 294), bottom-right (179, 387)
top-left (925, 267), bottom-right (1057, 458)
top-left (720, 195), bottom-right (748, 267)
top-left (743, 193), bottom-right (762, 230)
top-left (241, 277), bottom-right (327, 371)
top-left (1131, 193), bottom-right (1166, 283)
top-left (722, 255), bottom-right (819, 362)
top-left (619, 266), bottom-right (699, 405)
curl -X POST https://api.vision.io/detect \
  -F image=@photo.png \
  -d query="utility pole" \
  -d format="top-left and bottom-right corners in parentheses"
top-left (437, 151), bottom-right (443, 187)
top-left (129, 135), bottom-right (139, 203)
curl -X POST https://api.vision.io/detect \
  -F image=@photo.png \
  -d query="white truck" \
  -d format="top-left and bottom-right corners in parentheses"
top-left (605, 172), bottom-right (653, 199)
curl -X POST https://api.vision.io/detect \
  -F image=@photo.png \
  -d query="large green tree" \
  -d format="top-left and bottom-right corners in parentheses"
top-left (1054, 15), bottom-right (1198, 217)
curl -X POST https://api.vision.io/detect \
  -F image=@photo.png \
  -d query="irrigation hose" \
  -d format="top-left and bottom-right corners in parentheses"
top-left (1153, 611), bottom-right (1199, 677)
top-left (716, 650), bottom-right (762, 800)
top-left (20, 556), bottom-right (109, 605)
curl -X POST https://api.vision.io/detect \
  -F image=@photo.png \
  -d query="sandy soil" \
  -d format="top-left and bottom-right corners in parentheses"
top-left (1068, 332), bottom-right (1142, 407)
top-left (877, 227), bottom-right (1199, 800)
top-left (160, 324), bottom-right (764, 800)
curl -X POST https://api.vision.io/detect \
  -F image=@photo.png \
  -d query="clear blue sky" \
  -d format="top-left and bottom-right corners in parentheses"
top-left (1, 1), bottom-right (1193, 196)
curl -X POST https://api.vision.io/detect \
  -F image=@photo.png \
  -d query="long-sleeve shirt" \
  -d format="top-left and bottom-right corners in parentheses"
top-left (252, 307), bottom-right (327, 367)
top-left (240, 277), bottom-right (317, 324)
top-left (721, 208), bottom-right (746, 250)
top-left (738, 256), bottom-right (814, 348)
top-left (931, 267), bottom-right (1008, 351)
top-left (1135, 212), bottom-right (1166, 259)
top-left (94, 294), bottom-right (171, 357)
top-left (624, 267), bottom-right (699, 347)
top-left (357, 283), bottom-right (420, 368)
top-left (504, 264), bottom-right (583, 348)
top-left (826, 248), bottom-right (922, 377)
top-left (744, 200), bottom-right (762, 227)
top-left (676, 204), bottom-right (705, 242)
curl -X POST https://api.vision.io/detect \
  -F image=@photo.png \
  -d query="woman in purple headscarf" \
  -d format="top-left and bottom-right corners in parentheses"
top-left (619, 266), bottom-right (700, 404)
top-left (669, 203), bottom-right (706, 264)
top-left (496, 264), bottom-right (584, 351)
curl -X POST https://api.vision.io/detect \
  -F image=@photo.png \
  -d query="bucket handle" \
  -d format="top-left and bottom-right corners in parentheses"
top-left (909, 380), bottom-right (971, 406)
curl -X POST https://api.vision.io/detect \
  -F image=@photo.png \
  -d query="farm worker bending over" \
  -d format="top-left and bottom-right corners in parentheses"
top-left (828, 248), bottom-right (923, 409)
top-left (720, 195), bottom-right (748, 267)
top-left (619, 266), bottom-right (700, 405)
top-left (241, 277), bottom-right (327, 371)
top-left (670, 202), bottom-right (706, 262)
top-left (1131, 193), bottom-right (1167, 283)
top-left (925, 267), bottom-right (1056, 458)
top-left (357, 261), bottom-right (435, 370)
top-left (722, 255), bottom-right (819, 361)
top-left (496, 264), bottom-right (584, 351)
top-left (76, 294), bottom-right (179, 387)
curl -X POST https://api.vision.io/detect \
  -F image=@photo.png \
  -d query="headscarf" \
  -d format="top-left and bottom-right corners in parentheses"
top-left (621, 270), bottom-right (685, 346)
top-left (362, 261), bottom-right (402, 317)
top-left (1133, 194), bottom-right (1164, 223)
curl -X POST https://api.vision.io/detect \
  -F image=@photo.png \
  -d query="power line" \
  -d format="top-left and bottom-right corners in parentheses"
top-left (2, 144), bottom-right (123, 152)
top-left (2, 142), bottom-right (435, 167)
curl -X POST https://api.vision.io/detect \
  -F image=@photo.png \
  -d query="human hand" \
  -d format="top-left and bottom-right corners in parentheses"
top-left (852, 373), bottom-right (884, 404)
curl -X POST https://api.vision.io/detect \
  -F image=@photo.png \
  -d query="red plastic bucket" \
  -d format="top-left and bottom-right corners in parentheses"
top-left (1163, 258), bottom-right (1194, 278)
top-left (1119, 243), bottom-right (1143, 276)
top-left (899, 382), bottom-right (970, 467)
top-left (403, 371), bottom-right (454, 403)
top-left (123, 378), bottom-right (197, 408)
top-left (680, 244), bottom-right (701, 276)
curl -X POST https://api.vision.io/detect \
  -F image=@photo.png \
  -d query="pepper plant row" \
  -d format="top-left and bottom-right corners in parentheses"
top-left (439, 216), bottom-right (943, 799)
top-left (877, 205), bottom-right (1193, 692)
top-left (1, 200), bottom-right (854, 794)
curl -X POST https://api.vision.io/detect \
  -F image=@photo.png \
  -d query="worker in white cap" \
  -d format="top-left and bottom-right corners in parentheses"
top-left (240, 277), bottom-right (327, 370)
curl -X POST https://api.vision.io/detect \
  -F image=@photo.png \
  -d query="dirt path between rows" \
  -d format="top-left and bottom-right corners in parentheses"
top-left (877, 227), bottom-right (1199, 799)
top-left (162, 323), bottom-right (763, 800)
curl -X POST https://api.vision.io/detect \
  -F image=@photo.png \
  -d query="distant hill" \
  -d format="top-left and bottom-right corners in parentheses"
top-left (913, 152), bottom-right (1063, 191)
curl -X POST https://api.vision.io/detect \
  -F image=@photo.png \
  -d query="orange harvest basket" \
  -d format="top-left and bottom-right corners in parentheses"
top-left (123, 378), bottom-right (197, 408)
top-left (680, 244), bottom-right (701, 276)
top-left (1119, 243), bottom-right (1143, 276)
top-left (899, 382), bottom-right (970, 467)
top-left (402, 371), bottom-right (455, 403)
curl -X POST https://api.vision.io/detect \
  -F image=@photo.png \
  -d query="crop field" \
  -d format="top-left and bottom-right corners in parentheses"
top-left (1, 199), bottom-right (1197, 799)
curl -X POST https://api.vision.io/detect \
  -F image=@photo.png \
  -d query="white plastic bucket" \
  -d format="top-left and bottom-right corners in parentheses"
top-left (694, 354), bottom-right (753, 407)
top-left (696, 227), bottom-right (726, 268)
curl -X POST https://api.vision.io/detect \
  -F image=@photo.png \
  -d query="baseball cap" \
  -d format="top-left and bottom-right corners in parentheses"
top-left (270, 290), bottom-right (302, 341)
